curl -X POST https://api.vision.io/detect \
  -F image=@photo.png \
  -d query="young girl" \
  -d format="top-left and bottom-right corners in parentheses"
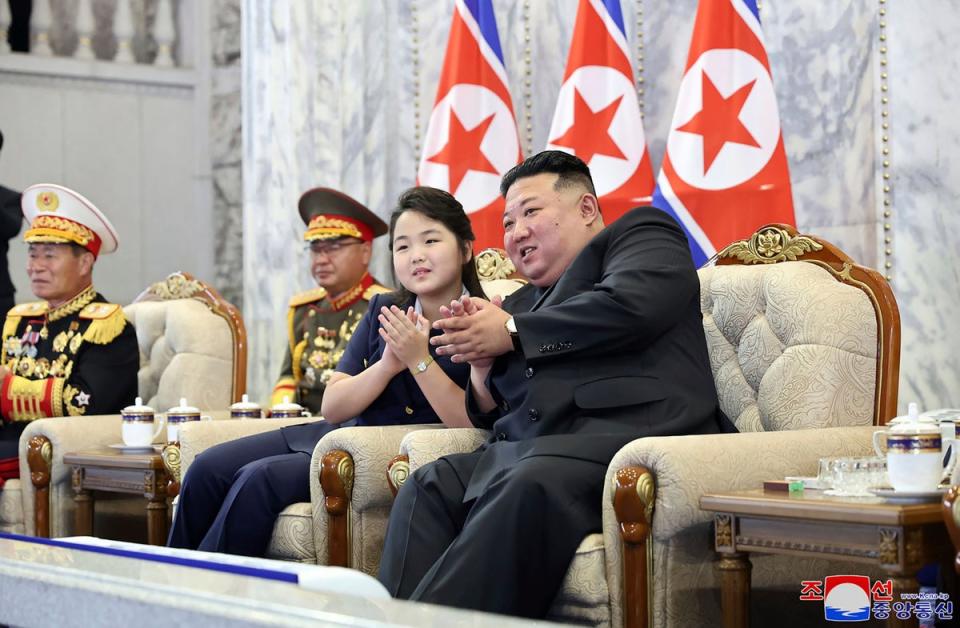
top-left (168, 186), bottom-right (485, 556)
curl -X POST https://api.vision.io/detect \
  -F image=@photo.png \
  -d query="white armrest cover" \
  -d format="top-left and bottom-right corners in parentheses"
top-left (601, 425), bottom-right (877, 628)
top-left (399, 427), bottom-right (491, 473)
top-left (309, 424), bottom-right (444, 576)
top-left (178, 417), bottom-right (322, 475)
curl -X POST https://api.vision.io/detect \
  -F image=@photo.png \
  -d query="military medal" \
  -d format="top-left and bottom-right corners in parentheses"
top-left (18, 356), bottom-right (34, 376)
top-left (53, 331), bottom-right (70, 353)
top-left (34, 358), bottom-right (50, 378)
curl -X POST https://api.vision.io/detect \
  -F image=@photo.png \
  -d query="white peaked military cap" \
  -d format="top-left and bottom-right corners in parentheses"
top-left (21, 183), bottom-right (120, 257)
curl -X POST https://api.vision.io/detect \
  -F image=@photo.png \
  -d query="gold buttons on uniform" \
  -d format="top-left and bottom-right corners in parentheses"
top-left (405, 406), bottom-right (413, 415)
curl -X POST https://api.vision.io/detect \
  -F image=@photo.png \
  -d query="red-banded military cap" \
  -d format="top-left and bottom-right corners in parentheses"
top-left (21, 184), bottom-right (119, 258)
top-left (298, 187), bottom-right (387, 243)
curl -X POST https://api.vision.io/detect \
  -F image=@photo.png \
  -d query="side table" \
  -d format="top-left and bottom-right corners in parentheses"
top-left (62, 448), bottom-right (170, 546)
top-left (701, 488), bottom-right (953, 628)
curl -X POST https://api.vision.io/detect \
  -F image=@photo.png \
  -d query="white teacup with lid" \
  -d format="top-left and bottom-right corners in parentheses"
top-left (121, 397), bottom-right (166, 447)
top-left (166, 397), bottom-right (212, 443)
top-left (269, 396), bottom-right (311, 419)
top-left (873, 402), bottom-right (957, 492)
top-left (230, 394), bottom-right (263, 419)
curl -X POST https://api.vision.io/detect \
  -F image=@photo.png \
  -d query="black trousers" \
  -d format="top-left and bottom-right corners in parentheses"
top-left (167, 426), bottom-right (330, 556)
top-left (377, 449), bottom-right (607, 618)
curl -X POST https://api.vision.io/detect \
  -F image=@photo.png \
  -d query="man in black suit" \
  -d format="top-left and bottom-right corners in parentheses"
top-left (377, 150), bottom-right (729, 618)
top-left (0, 130), bottom-right (23, 317)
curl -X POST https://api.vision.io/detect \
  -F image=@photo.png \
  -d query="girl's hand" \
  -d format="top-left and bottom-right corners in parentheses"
top-left (377, 331), bottom-right (406, 375)
top-left (378, 305), bottom-right (431, 371)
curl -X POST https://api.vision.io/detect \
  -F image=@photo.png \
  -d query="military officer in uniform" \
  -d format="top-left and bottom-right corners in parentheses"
top-left (270, 188), bottom-right (390, 413)
top-left (0, 184), bottom-right (138, 485)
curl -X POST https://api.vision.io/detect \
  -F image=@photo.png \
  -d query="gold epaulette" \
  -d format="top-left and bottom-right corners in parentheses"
top-left (7, 302), bottom-right (48, 318)
top-left (3, 302), bottom-right (48, 340)
top-left (80, 302), bottom-right (127, 345)
top-left (362, 283), bottom-right (391, 300)
top-left (289, 287), bottom-right (328, 308)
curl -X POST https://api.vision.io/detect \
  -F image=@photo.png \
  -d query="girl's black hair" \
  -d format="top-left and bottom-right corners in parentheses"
top-left (387, 186), bottom-right (484, 306)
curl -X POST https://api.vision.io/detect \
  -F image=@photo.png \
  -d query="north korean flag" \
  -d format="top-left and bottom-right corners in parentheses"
top-left (418, 0), bottom-right (522, 249)
top-left (547, 0), bottom-right (654, 222)
top-left (652, 0), bottom-right (796, 266)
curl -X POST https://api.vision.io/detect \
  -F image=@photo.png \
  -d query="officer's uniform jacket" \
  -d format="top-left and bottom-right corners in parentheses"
top-left (271, 273), bottom-right (389, 412)
top-left (0, 285), bottom-right (139, 441)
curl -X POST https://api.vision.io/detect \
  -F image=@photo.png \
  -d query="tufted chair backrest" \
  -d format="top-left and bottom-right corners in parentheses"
top-left (698, 224), bottom-right (900, 432)
top-left (123, 272), bottom-right (247, 411)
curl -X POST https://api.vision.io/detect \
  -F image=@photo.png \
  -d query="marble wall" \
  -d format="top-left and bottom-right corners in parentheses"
top-left (240, 0), bottom-right (959, 411)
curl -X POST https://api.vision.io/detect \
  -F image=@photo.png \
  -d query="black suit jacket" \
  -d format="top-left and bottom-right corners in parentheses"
top-left (463, 207), bottom-right (725, 501)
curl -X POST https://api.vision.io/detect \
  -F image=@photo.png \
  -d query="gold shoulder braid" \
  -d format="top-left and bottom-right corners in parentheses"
top-left (80, 303), bottom-right (126, 345)
top-left (47, 285), bottom-right (96, 323)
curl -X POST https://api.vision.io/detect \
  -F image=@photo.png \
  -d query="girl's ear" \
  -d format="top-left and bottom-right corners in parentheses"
top-left (462, 242), bottom-right (474, 265)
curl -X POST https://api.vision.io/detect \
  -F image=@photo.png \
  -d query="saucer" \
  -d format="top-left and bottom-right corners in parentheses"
top-left (109, 443), bottom-right (162, 453)
top-left (869, 486), bottom-right (948, 502)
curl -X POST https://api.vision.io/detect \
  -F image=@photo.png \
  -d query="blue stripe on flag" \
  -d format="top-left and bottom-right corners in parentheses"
top-left (462, 0), bottom-right (505, 64)
top-left (601, 0), bottom-right (627, 37)
top-left (652, 186), bottom-right (709, 268)
top-left (739, 0), bottom-right (761, 23)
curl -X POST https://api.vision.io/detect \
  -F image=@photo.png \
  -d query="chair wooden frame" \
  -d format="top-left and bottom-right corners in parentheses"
top-left (613, 223), bottom-right (901, 627)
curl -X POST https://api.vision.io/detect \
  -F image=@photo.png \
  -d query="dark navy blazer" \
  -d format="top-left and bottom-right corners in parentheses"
top-left (279, 293), bottom-right (470, 454)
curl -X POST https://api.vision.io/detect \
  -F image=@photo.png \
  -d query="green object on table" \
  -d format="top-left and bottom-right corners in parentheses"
top-left (788, 480), bottom-right (805, 494)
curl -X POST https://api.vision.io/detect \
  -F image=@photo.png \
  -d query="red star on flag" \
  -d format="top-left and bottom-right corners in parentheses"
top-left (676, 71), bottom-right (761, 174)
top-left (426, 110), bottom-right (499, 195)
top-left (549, 88), bottom-right (626, 165)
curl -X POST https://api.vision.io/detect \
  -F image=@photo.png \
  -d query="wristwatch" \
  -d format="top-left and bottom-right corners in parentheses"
top-left (505, 317), bottom-right (522, 352)
top-left (412, 355), bottom-right (435, 375)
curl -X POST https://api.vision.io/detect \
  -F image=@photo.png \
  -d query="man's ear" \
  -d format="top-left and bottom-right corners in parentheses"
top-left (579, 193), bottom-right (602, 226)
top-left (360, 241), bottom-right (373, 265)
top-left (80, 251), bottom-right (96, 276)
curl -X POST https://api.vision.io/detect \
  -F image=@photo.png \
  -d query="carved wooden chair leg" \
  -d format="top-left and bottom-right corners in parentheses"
top-left (161, 444), bottom-right (182, 499)
top-left (615, 465), bottom-right (656, 628)
top-left (387, 454), bottom-right (410, 498)
top-left (27, 435), bottom-right (53, 538)
top-left (320, 449), bottom-right (354, 568)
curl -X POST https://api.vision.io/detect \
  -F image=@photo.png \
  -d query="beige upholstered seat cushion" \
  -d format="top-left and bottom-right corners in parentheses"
top-left (266, 502), bottom-right (316, 563)
top-left (124, 299), bottom-right (234, 410)
top-left (549, 533), bottom-right (610, 626)
top-left (0, 480), bottom-right (24, 534)
top-left (699, 263), bottom-right (877, 432)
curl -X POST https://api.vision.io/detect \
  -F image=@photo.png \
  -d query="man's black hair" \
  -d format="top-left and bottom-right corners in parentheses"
top-left (0, 129), bottom-right (4, 153)
top-left (499, 150), bottom-right (596, 198)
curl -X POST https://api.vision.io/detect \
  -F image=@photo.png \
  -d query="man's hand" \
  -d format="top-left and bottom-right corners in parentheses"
top-left (431, 296), bottom-right (512, 363)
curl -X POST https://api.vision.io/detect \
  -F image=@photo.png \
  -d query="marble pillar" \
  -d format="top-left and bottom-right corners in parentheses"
top-left (884, 1), bottom-right (960, 411)
top-left (211, 0), bottom-right (244, 309)
top-left (241, 0), bottom-right (958, 410)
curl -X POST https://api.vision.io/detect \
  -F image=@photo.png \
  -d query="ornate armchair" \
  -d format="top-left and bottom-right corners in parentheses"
top-left (5, 272), bottom-right (246, 539)
top-left (387, 224), bottom-right (901, 626)
top-left (167, 249), bottom-right (524, 566)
